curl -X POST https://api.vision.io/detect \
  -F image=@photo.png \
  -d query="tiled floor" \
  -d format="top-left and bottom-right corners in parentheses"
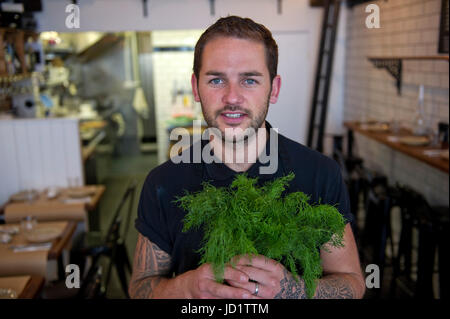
top-left (94, 148), bottom-right (159, 298)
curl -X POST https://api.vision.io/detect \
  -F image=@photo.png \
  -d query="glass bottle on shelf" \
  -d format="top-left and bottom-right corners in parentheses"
top-left (413, 85), bottom-right (427, 136)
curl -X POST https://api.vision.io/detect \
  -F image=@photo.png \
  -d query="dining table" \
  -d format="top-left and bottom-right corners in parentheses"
top-left (344, 121), bottom-right (449, 174)
top-left (0, 220), bottom-right (77, 279)
top-left (0, 275), bottom-right (45, 299)
top-left (2, 185), bottom-right (105, 231)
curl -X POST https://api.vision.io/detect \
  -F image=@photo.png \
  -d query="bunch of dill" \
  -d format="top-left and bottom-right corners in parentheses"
top-left (176, 172), bottom-right (346, 298)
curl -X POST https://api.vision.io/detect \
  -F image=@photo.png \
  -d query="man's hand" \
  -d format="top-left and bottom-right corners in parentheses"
top-left (227, 224), bottom-right (366, 299)
top-left (129, 233), bottom-right (257, 299)
top-left (180, 263), bottom-right (258, 299)
top-left (227, 254), bottom-right (305, 298)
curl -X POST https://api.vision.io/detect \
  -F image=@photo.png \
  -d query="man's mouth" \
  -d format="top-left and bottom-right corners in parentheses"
top-left (220, 112), bottom-right (248, 124)
top-left (223, 113), bottom-right (245, 118)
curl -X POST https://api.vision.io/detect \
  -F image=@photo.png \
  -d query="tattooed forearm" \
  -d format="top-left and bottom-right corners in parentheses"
top-left (129, 234), bottom-right (172, 299)
top-left (274, 268), bottom-right (307, 299)
top-left (314, 275), bottom-right (356, 299)
top-left (274, 269), bottom-right (356, 299)
top-left (130, 276), bottom-right (163, 299)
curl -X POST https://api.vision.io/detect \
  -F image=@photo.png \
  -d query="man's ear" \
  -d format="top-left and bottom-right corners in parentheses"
top-left (191, 73), bottom-right (201, 102)
top-left (269, 75), bottom-right (281, 104)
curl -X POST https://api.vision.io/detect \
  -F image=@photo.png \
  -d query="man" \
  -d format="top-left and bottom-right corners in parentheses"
top-left (129, 16), bottom-right (365, 299)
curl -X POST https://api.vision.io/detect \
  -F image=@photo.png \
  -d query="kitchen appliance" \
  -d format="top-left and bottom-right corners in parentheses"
top-left (12, 92), bottom-right (36, 118)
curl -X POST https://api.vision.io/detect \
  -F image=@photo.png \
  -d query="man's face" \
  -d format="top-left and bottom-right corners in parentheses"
top-left (192, 36), bottom-right (281, 142)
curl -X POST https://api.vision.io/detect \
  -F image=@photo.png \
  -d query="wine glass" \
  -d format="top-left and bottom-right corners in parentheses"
top-left (20, 216), bottom-right (37, 236)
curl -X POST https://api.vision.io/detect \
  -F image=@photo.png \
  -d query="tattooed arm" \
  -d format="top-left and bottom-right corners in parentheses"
top-left (129, 233), bottom-right (253, 299)
top-left (229, 224), bottom-right (366, 299)
top-left (273, 268), bottom-right (363, 299)
top-left (128, 233), bottom-right (173, 298)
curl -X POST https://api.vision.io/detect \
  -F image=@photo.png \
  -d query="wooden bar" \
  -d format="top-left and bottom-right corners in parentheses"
top-left (47, 221), bottom-right (77, 260)
top-left (18, 275), bottom-right (45, 299)
top-left (344, 122), bottom-right (449, 173)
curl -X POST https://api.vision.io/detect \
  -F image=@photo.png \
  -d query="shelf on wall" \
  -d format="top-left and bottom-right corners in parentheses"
top-left (367, 55), bottom-right (449, 95)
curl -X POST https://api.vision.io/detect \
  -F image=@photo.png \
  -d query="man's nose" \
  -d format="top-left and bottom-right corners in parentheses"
top-left (222, 82), bottom-right (244, 105)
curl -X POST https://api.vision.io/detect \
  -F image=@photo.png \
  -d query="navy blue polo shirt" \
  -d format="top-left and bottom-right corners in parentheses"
top-left (135, 122), bottom-right (354, 276)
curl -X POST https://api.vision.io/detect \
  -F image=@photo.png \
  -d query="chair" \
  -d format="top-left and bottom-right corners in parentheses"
top-left (332, 135), bottom-right (368, 237)
top-left (72, 179), bottom-right (137, 299)
top-left (432, 206), bottom-right (449, 299)
top-left (359, 174), bottom-right (396, 296)
top-left (414, 205), bottom-right (448, 299)
top-left (389, 186), bottom-right (446, 299)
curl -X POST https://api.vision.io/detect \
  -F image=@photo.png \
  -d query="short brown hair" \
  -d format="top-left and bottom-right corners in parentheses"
top-left (193, 16), bottom-right (278, 82)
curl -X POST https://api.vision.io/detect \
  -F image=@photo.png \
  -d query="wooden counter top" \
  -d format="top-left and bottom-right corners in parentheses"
top-left (344, 121), bottom-right (449, 174)
top-left (0, 275), bottom-right (44, 299)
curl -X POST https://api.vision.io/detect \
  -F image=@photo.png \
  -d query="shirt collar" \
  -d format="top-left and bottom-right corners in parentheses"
top-left (202, 121), bottom-right (286, 182)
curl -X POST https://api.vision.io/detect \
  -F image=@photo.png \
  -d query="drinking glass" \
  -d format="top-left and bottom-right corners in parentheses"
top-left (20, 216), bottom-right (37, 235)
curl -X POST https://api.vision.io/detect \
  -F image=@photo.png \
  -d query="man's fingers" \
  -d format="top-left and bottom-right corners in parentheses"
top-left (235, 265), bottom-right (270, 283)
top-left (226, 279), bottom-right (254, 291)
top-left (233, 254), bottom-right (280, 272)
top-left (207, 280), bottom-right (257, 299)
top-left (223, 265), bottom-right (249, 283)
top-left (227, 280), bottom-right (265, 299)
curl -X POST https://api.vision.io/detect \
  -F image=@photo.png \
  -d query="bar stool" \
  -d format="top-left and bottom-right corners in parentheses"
top-left (389, 185), bottom-right (421, 297)
top-left (359, 173), bottom-right (395, 295)
top-left (331, 135), bottom-right (368, 238)
top-left (435, 206), bottom-right (449, 299)
top-left (422, 205), bottom-right (449, 299)
top-left (389, 186), bottom-right (445, 299)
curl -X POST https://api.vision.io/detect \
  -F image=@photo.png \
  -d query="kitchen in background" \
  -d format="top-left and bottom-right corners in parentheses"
top-left (0, 0), bottom-right (448, 300)
top-left (1, 27), bottom-right (205, 202)
top-left (150, 30), bottom-right (204, 164)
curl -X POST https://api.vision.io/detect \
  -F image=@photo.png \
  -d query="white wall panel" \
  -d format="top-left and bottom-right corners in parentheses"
top-left (0, 118), bottom-right (83, 206)
top-left (50, 120), bottom-right (69, 188)
top-left (13, 121), bottom-right (32, 189)
top-left (63, 120), bottom-right (84, 186)
top-left (0, 121), bottom-right (20, 205)
top-left (27, 120), bottom-right (45, 190)
top-left (267, 31), bottom-right (311, 144)
top-left (40, 120), bottom-right (56, 187)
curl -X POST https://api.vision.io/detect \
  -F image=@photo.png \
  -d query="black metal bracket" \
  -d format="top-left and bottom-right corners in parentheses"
top-left (277, 0), bottom-right (282, 14)
top-left (369, 58), bottom-right (402, 95)
top-left (209, 0), bottom-right (215, 16)
top-left (142, 0), bottom-right (148, 17)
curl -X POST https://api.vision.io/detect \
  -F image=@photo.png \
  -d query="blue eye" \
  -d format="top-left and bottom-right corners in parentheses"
top-left (210, 78), bottom-right (223, 85)
top-left (244, 79), bottom-right (256, 85)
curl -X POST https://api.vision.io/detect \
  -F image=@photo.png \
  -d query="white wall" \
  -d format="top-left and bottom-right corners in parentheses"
top-left (0, 118), bottom-right (84, 206)
top-left (266, 31), bottom-right (312, 143)
top-left (36, 0), bottom-right (347, 155)
top-left (36, 0), bottom-right (322, 33)
top-left (325, 3), bottom-right (347, 154)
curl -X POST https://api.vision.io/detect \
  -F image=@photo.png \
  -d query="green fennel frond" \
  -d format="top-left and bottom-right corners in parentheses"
top-left (177, 173), bottom-right (346, 298)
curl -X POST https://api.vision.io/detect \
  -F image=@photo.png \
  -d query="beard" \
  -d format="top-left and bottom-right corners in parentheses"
top-left (199, 94), bottom-right (271, 144)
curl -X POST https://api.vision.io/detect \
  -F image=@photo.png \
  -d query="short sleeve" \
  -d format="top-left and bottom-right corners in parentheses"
top-left (325, 162), bottom-right (355, 225)
top-left (135, 173), bottom-right (173, 255)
